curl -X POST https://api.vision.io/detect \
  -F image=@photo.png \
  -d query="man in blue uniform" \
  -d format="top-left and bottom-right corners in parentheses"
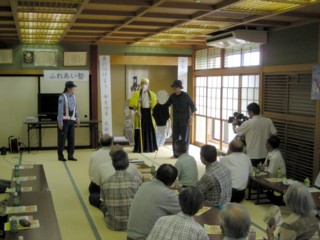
top-left (57, 81), bottom-right (80, 161)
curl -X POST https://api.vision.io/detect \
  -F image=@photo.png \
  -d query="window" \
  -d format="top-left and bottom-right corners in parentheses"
top-left (242, 45), bottom-right (260, 66)
top-left (194, 45), bottom-right (261, 151)
top-left (195, 75), bottom-right (259, 151)
top-left (225, 48), bottom-right (241, 68)
top-left (225, 44), bottom-right (260, 68)
top-left (195, 48), bottom-right (221, 70)
top-left (208, 48), bottom-right (221, 69)
top-left (195, 49), bottom-right (207, 70)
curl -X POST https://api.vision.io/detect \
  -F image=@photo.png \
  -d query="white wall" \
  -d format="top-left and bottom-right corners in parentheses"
top-left (0, 76), bottom-right (38, 147)
top-left (0, 76), bottom-right (91, 148)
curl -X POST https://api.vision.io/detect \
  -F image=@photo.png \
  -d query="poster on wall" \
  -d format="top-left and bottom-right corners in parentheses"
top-left (178, 57), bottom-right (188, 92)
top-left (312, 64), bottom-right (320, 100)
top-left (126, 65), bottom-right (149, 99)
top-left (99, 55), bottom-right (113, 135)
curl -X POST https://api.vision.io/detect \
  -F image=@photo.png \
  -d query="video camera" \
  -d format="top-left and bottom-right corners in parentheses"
top-left (228, 112), bottom-right (249, 126)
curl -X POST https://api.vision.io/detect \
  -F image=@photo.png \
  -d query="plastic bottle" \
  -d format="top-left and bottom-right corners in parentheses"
top-left (12, 192), bottom-right (20, 206)
top-left (255, 167), bottom-right (260, 177)
top-left (304, 177), bottom-right (310, 188)
top-left (258, 162), bottom-right (263, 171)
top-left (276, 168), bottom-right (282, 178)
top-left (150, 164), bottom-right (156, 177)
top-left (14, 165), bottom-right (20, 178)
top-left (15, 181), bottom-right (21, 193)
top-left (10, 216), bottom-right (18, 234)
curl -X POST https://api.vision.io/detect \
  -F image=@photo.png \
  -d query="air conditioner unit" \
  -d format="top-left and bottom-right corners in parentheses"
top-left (205, 30), bottom-right (267, 49)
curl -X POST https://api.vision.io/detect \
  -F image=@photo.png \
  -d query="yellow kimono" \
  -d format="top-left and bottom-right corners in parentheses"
top-left (129, 90), bottom-right (157, 129)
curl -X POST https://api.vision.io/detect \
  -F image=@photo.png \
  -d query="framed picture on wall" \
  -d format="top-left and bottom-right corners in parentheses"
top-left (126, 65), bottom-right (149, 99)
top-left (64, 51), bottom-right (87, 66)
top-left (34, 50), bottom-right (57, 67)
top-left (23, 51), bottom-right (34, 64)
top-left (0, 49), bottom-right (13, 64)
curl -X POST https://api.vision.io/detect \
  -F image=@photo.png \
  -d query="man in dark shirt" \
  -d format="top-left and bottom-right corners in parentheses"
top-left (165, 80), bottom-right (197, 158)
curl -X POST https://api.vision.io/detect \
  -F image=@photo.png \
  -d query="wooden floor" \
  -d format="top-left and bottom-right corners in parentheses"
top-left (0, 145), bottom-right (292, 240)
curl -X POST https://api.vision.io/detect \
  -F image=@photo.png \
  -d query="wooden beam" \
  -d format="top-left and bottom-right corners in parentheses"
top-left (75, 19), bottom-right (123, 25)
top-left (110, 56), bottom-right (192, 66)
top-left (263, 64), bottom-right (313, 73)
top-left (159, 2), bottom-right (214, 11)
top-left (89, 0), bottom-right (151, 7)
top-left (142, 12), bottom-right (191, 20)
top-left (81, 9), bottom-right (135, 17)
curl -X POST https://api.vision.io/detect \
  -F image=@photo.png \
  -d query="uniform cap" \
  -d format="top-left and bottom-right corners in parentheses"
top-left (65, 81), bottom-right (77, 88)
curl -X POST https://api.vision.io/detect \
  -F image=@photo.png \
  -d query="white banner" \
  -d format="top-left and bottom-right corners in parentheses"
top-left (99, 56), bottom-right (113, 135)
top-left (44, 70), bottom-right (89, 81)
top-left (178, 57), bottom-right (188, 92)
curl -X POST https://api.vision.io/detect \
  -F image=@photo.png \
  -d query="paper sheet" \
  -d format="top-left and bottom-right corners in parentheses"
top-left (13, 176), bottom-right (37, 181)
top-left (6, 187), bottom-right (33, 193)
top-left (204, 224), bottom-right (221, 234)
top-left (195, 206), bottom-right (211, 216)
top-left (5, 205), bottom-right (37, 214)
top-left (265, 177), bottom-right (286, 183)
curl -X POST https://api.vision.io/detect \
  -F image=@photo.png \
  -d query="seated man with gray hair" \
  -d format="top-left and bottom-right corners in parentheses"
top-left (220, 202), bottom-right (251, 240)
top-left (220, 139), bottom-right (253, 203)
top-left (90, 144), bottom-right (143, 209)
top-left (147, 186), bottom-right (208, 240)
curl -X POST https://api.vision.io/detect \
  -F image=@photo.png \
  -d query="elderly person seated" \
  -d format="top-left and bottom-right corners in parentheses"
top-left (147, 187), bottom-right (208, 240)
top-left (220, 202), bottom-right (251, 239)
top-left (266, 182), bottom-right (320, 240)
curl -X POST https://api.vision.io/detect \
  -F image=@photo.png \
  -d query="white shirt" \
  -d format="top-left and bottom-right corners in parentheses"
top-left (264, 149), bottom-right (286, 175)
top-left (220, 152), bottom-right (253, 190)
top-left (235, 115), bottom-right (277, 159)
top-left (97, 162), bottom-right (143, 186)
top-left (88, 147), bottom-right (111, 184)
top-left (141, 90), bottom-right (150, 108)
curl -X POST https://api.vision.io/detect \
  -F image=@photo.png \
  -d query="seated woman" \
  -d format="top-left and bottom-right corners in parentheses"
top-left (266, 182), bottom-right (320, 240)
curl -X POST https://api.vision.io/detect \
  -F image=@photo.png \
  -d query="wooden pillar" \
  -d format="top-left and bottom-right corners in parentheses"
top-left (313, 24), bottom-right (320, 180)
top-left (90, 45), bottom-right (99, 148)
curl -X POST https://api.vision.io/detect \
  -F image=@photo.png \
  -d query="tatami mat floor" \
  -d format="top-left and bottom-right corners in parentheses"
top-left (0, 145), bottom-right (291, 240)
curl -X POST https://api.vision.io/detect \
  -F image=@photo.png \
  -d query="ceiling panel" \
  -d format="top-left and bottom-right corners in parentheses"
top-left (0, 0), bottom-right (319, 47)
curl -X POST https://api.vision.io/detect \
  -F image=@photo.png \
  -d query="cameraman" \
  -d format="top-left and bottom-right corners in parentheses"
top-left (232, 103), bottom-right (277, 167)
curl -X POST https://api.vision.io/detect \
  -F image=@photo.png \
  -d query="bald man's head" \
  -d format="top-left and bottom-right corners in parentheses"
top-left (220, 203), bottom-right (251, 238)
top-left (228, 139), bottom-right (244, 153)
top-left (100, 134), bottom-right (113, 147)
